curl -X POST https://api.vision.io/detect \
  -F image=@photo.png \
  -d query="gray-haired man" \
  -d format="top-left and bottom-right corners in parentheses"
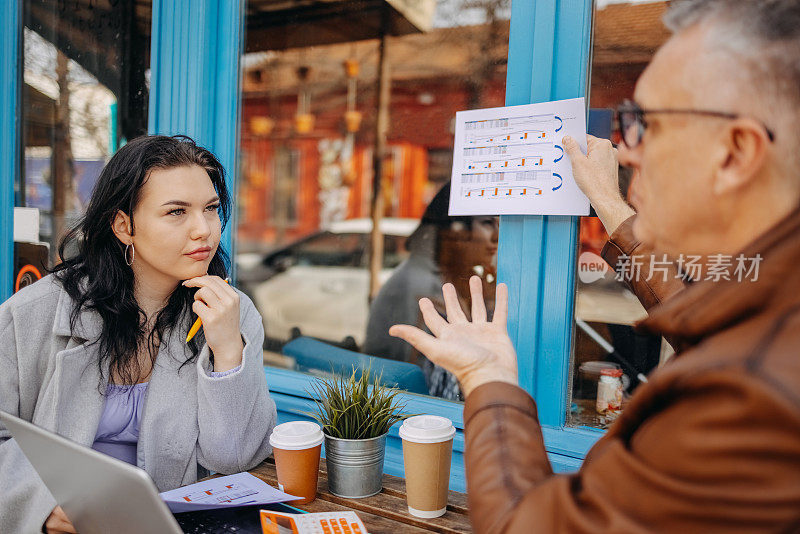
top-left (391, 1), bottom-right (800, 531)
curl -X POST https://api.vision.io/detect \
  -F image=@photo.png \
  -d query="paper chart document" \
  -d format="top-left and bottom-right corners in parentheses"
top-left (160, 472), bottom-right (300, 513)
top-left (449, 97), bottom-right (590, 216)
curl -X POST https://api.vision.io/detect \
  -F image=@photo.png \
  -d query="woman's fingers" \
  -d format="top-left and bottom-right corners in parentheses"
top-left (191, 299), bottom-right (212, 319)
top-left (442, 283), bottom-right (468, 324)
top-left (183, 275), bottom-right (237, 308)
top-left (193, 286), bottom-right (223, 309)
top-left (207, 275), bottom-right (238, 301)
top-left (419, 297), bottom-right (448, 336)
top-left (184, 275), bottom-right (227, 295)
top-left (493, 282), bottom-right (509, 328)
top-left (469, 276), bottom-right (487, 323)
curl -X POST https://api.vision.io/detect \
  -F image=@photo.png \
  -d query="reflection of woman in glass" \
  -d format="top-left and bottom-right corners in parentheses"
top-left (364, 183), bottom-right (498, 400)
top-left (0, 136), bottom-right (276, 533)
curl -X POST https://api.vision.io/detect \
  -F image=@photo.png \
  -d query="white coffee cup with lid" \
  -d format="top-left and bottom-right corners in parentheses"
top-left (269, 421), bottom-right (324, 450)
top-left (269, 421), bottom-right (324, 504)
top-left (399, 415), bottom-right (456, 444)
top-left (399, 416), bottom-right (456, 518)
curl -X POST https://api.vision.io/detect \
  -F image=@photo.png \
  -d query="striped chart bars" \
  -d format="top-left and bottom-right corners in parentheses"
top-left (458, 112), bottom-right (561, 201)
top-left (464, 186), bottom-right (544, 198)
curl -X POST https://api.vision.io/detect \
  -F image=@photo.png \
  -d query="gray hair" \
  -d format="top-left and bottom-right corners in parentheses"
top-left (663, 1), bottom-right (800, 173)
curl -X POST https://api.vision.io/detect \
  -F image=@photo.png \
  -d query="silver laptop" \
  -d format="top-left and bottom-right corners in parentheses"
top-left (0, 410), bottom-right (186, 534)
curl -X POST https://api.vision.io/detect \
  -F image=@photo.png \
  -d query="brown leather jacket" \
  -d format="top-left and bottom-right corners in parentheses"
top-left (463, 211), bottom-right (800, 533)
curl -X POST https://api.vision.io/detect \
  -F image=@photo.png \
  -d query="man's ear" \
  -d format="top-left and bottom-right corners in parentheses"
top-left (112, 210), bottom-right (133, 245)
top-left (713, 119), bottom-right (769, 196)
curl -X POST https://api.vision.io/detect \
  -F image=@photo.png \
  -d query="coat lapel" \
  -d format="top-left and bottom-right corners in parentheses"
top-left (138, 325), bottom-right (200, 490)
top-left (47, 285), bottom-right (106, 446)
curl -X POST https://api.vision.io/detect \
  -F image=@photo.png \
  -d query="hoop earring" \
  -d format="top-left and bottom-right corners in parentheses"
top-left (125, 243), bottom-right (135, 266)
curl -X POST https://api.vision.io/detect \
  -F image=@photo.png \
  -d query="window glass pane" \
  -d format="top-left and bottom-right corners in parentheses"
top-left (20, 0), bottom-right (150, 269)
top-left (236, 0), bottom-right (509, 401)
top-left (567, 0), bottom-right (673, 429)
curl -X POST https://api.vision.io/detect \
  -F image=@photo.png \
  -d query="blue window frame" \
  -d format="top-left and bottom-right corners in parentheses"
top-left (500, 0), bottom-right (603, 463)
top-left (0, 1), bottom-right (20, 304)
top-left (0, 0), bottom-right (600, 492)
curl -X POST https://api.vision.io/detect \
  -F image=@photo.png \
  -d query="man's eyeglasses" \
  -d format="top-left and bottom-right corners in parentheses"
top-left (616, 99), bottom-right (776, 148)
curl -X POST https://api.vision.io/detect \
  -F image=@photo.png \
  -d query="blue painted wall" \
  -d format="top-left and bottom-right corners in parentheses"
top-left (0, 1), bottom-right (20, 303)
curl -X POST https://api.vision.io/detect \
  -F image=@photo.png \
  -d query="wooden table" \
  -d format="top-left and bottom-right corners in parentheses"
top-left (247, 459), bottom-right (472, 534)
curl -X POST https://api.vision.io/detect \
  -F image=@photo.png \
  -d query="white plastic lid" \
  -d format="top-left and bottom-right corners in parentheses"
top-left (269, 421), bottom-right (324, 450)
top-left (399, 415), bottom-right (456, 444)
top-left (580, 361), bottom-right (620, 373)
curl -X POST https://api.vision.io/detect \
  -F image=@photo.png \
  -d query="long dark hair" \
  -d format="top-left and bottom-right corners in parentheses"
top-left (53, 135), bottom-right (232, 386)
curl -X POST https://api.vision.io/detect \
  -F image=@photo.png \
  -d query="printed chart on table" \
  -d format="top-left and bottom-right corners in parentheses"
top-left (449, 97), bottom-right (590, 216)
top-left (160, 472), bottom-right (299, 513)
top-left (178, 482), bottom-right (258, 505)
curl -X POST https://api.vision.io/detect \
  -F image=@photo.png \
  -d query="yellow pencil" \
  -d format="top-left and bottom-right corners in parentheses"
top-left (186, 278), bottom-right (230, 343)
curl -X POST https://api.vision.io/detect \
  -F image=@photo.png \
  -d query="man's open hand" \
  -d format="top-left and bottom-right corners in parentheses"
top-left (389, 276), bottom-right (518, 396)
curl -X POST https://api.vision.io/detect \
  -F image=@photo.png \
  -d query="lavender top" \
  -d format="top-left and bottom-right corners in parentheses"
top-left (91, 365), bottom-right (241, 465)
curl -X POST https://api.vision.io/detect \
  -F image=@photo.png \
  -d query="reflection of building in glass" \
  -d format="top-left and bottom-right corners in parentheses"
top-left (238, 20), bottom-right (510, 250)
top-left (590, 2), bottom-right (670, 110)
top-left (237, 1), bottom-right (670, 252)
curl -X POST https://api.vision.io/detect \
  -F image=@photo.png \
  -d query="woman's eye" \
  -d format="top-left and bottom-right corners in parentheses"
top-left (168, 208), bottom-right (185, 216)
top-left (206, 204), bottom-right (220, 212)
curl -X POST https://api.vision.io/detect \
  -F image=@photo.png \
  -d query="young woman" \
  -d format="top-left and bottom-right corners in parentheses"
top-left (0, 135), bottom-right (277, 533)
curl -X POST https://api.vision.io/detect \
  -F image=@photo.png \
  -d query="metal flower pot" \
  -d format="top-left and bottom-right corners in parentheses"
top-left (324, 433), bottom-right (387, 498)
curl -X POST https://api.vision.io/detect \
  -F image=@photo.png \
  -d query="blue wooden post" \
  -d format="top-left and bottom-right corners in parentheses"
top-left (0, 1), bottom-right (20, 303)
top-left (148, 0), bottom-right (244, 267)
top-left (499, 0), bottom-right (594, 430)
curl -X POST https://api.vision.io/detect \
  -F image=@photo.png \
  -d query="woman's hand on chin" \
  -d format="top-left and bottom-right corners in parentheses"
top-left (183, 275), bottom-right (244, 371)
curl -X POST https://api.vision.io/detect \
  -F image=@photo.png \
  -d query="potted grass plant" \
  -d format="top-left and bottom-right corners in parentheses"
top-left (308, 366), bottom-right (408, 498)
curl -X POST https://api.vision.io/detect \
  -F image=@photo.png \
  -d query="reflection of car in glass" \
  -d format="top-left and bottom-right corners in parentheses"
top-left (236, 218), bottom-right (418, 351)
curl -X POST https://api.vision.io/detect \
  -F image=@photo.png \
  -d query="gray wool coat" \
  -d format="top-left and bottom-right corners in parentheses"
top-left (0, 275), bottom-right (277, 533)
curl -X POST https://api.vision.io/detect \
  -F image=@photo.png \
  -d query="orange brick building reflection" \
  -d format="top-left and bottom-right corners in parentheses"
top-left (237, 1), bottom-right (669, 252)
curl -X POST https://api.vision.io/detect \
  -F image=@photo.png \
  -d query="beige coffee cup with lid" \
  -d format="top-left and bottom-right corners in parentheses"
top-left (269, 421), bottom-right (324, 504)
top-left (399, 415), bottom-right (456, 518)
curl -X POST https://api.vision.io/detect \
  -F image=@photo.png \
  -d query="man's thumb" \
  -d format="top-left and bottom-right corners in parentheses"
top-left (561, 135), bottom-right (586, 165)
top-left (562, 135), bottom-right (585, 162)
